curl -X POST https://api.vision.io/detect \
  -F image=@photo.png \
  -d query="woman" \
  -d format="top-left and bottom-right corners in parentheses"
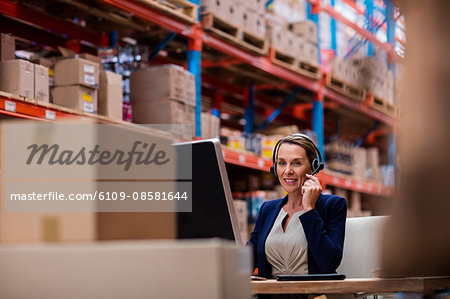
top-left (248, 134), bottom-right (347, 278)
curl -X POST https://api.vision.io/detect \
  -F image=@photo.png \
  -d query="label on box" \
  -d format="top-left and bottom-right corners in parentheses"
top-left (84, 74), bottom-right (95, 86)
top-left (45, 110), bottom-right (56, 120)
top-left (83, 102), bottom-right (94, 113)
top-left (5, 101), bottom-right (16, 112)
top-left (84, 64), bottom-right (95, 73)
top-left (81, 93), bottom-right (92, 102)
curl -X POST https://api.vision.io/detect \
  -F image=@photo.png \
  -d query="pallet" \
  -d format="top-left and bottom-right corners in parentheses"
top-left (371, 95), bottom-right (397, 117)
top-left (270, 48), bottom-right (321, 80)
top-left (326, 75), bottom-right (366, 102)
top-left (201, 13), bottom-right (268, 56)
top-left (134, 0), bottom-right (198, 24)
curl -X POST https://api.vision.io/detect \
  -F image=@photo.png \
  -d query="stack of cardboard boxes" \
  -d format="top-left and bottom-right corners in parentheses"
top-left (331, 56), bottom-right (395, 106)
top-left (0, 59), bottom-right (50, 103)
top-left (325, 139), bottom-right (383, 184)
top-left (201, 0), bottom-right (266, 38)
top-left (352, 57), bottom-right (394, 105)
top-left (52, 58), bottom-right (100, 113)
top-left (330, 57), bottom-right (359, 88)
top-left (288, 20), bottom-right (318, 63)
top-left (324, 139), bottom-right (353, 175)
top-left (0, 34), bottom-right (49, 102)
top-left (232, 197), bottom-right (248, 243)
top-left (130, 65), bottom-right (196, 139)
top-left (266, 19), bottom-right (318, 64)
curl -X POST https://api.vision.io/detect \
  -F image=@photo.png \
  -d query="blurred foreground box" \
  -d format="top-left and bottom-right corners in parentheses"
top-left (0, 239), bottom-right (251, 299)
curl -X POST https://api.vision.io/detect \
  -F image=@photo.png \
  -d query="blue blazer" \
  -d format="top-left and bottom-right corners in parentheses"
top-left (247, 194), bottom-right (347, 278)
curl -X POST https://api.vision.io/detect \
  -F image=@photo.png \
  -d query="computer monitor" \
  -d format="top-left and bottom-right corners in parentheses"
top-left (174, 139), bottom-right (243, 246)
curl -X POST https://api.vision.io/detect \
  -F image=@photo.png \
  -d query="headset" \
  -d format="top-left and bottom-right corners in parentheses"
top-left (270, 133), bottom-right (324, 177)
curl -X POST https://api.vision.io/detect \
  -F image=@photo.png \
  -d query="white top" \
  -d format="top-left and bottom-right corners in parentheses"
top-left (265, 208), bottom-right (309, 278)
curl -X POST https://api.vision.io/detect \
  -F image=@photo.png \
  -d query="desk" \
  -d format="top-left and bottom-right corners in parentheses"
top-left (252, 277), bottom-right (450, 295)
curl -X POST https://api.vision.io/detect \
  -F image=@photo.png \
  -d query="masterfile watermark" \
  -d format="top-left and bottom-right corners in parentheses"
top-left (2, 122), bottom-right (193, 212)
top-left (26, 141), bottom-right (170, 171)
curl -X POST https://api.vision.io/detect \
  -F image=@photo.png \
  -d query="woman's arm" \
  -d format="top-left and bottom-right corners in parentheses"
top-left (300, 196), bottom-right (347, 273)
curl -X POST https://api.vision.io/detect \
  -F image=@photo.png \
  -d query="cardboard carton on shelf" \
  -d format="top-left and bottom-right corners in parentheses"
top-left (289, 20), bottom-right (317, 44)
top-left (78, 53), bottom-right (103, 70)
top-left (245, 10), bottom-right (266, 38)
top-left (248, 0), bottom-right (266, 15)
top-left (54, 58), bottom-right (99, 88)
top-left (0, 59), bottom-right (34, 98)
top-left (225, 0), bottom-right (243, 27)
top-left (52, 85), bottom-right (98, 113)
top-left (184, 70), bottom-right (196, 107)
top-left (300, 40), bottom-right (318, 63)
top-left (131, 98), bottom-right (191, 139)
top-left (200, 0), bottom-right (227, 19)
top-left (201, 112), bottom-right (210, 139)
top-left (184, 104), bottom-right (196, 138)
top-left (0, 33), bottom-right (15, 61)
top-left (34, 64), bottom-right (49, 102)
top-left (266, 25), bottom-right (284, 50)
top-left (233, 199), bottom-right (249, 244)
top-left (98, 71), bottom-right (123, 120)
top-left (130, 65), bottom-right (185, 104)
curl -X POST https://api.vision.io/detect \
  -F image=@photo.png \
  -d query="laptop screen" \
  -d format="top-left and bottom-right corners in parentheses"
top-left (174, 139), bottom-right (243, 245)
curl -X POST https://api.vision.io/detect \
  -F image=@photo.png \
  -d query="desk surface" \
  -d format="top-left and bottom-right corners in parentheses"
top-left (251, 277), bottom-right (450, 294)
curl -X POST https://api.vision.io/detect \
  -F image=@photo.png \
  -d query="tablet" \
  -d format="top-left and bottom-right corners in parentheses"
top-left (277, 273), bottom-right (346, 281)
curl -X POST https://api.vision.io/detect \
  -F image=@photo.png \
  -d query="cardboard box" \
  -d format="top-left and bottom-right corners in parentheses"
top-left (130, 65), bottom-right (185, 103)
top-left (78, 53), bottom-right (102, 70)
top-left (54, 58), bottom-right (99, 88)
top-left (34, 64), bottom-right (49, 102)
top-left (99, 71), bottom-right (123, 120)
top-left (352, 147), bottom-right (367, 179)
top-left (184, 104), bottom-right (196, 137)
top-left (293, 35), bottom-right (307, 60)
top-left (132, 99), bottom-right (193, 139)
top-left (303, 41), bottom-right (318, 63)
top-left (200, 0), bottom-right (227, 19)
top-left (132, 99), bottom-right (185, 124)
top-left (248, 0), bottom-right (265, 15)
top-left (52, 85), bottom-right (98, 113)
top-left (0, 34), bottom-right (15, 61)
top-left (0, 59), bottom-right (34, 98)
top-left (233, 199), bottom-right (249, 244)
top-left (289, 20), bottom-right (317, 44)
top-left (0, 239), bottom-right (251, 299)
top-left (201, 112), bottom-right (210, 139)
top-left (184, 70), bottom-right (196, 107)
top-left (282, 30), bottom-right (296, 53)
top-left (210, 114), bottom-right (220, 138)
top-left (244, 11), bottom-right (265, 38)
top-left (266, 25), bottom-right (284, 50)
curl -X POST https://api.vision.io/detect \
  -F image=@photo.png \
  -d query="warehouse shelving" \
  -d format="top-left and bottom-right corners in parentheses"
top-left (0, 0), bottom-right (399, 199)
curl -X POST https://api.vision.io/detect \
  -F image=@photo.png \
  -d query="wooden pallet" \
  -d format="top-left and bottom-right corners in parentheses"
top-left (326, 75), bottom-right (366, 102)
top-left (134, 0), bottom-right (198, 24)
top-left (270, 48), bottom-right (321, 80)
top-left (201, 13), bottom-right (268, 56)
top-left (371, 95), bottom-right (397, 116)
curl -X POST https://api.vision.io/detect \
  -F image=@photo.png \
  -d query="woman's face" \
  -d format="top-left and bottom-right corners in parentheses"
top-left (276, 143), bottom-right (312, 194)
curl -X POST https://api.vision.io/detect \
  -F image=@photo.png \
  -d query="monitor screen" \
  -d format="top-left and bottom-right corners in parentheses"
top-left (174, 139), bottom-right (243, 245)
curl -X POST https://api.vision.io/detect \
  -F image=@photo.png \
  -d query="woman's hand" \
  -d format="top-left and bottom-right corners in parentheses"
top-left (302, 174), bottom-right (322, 211)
